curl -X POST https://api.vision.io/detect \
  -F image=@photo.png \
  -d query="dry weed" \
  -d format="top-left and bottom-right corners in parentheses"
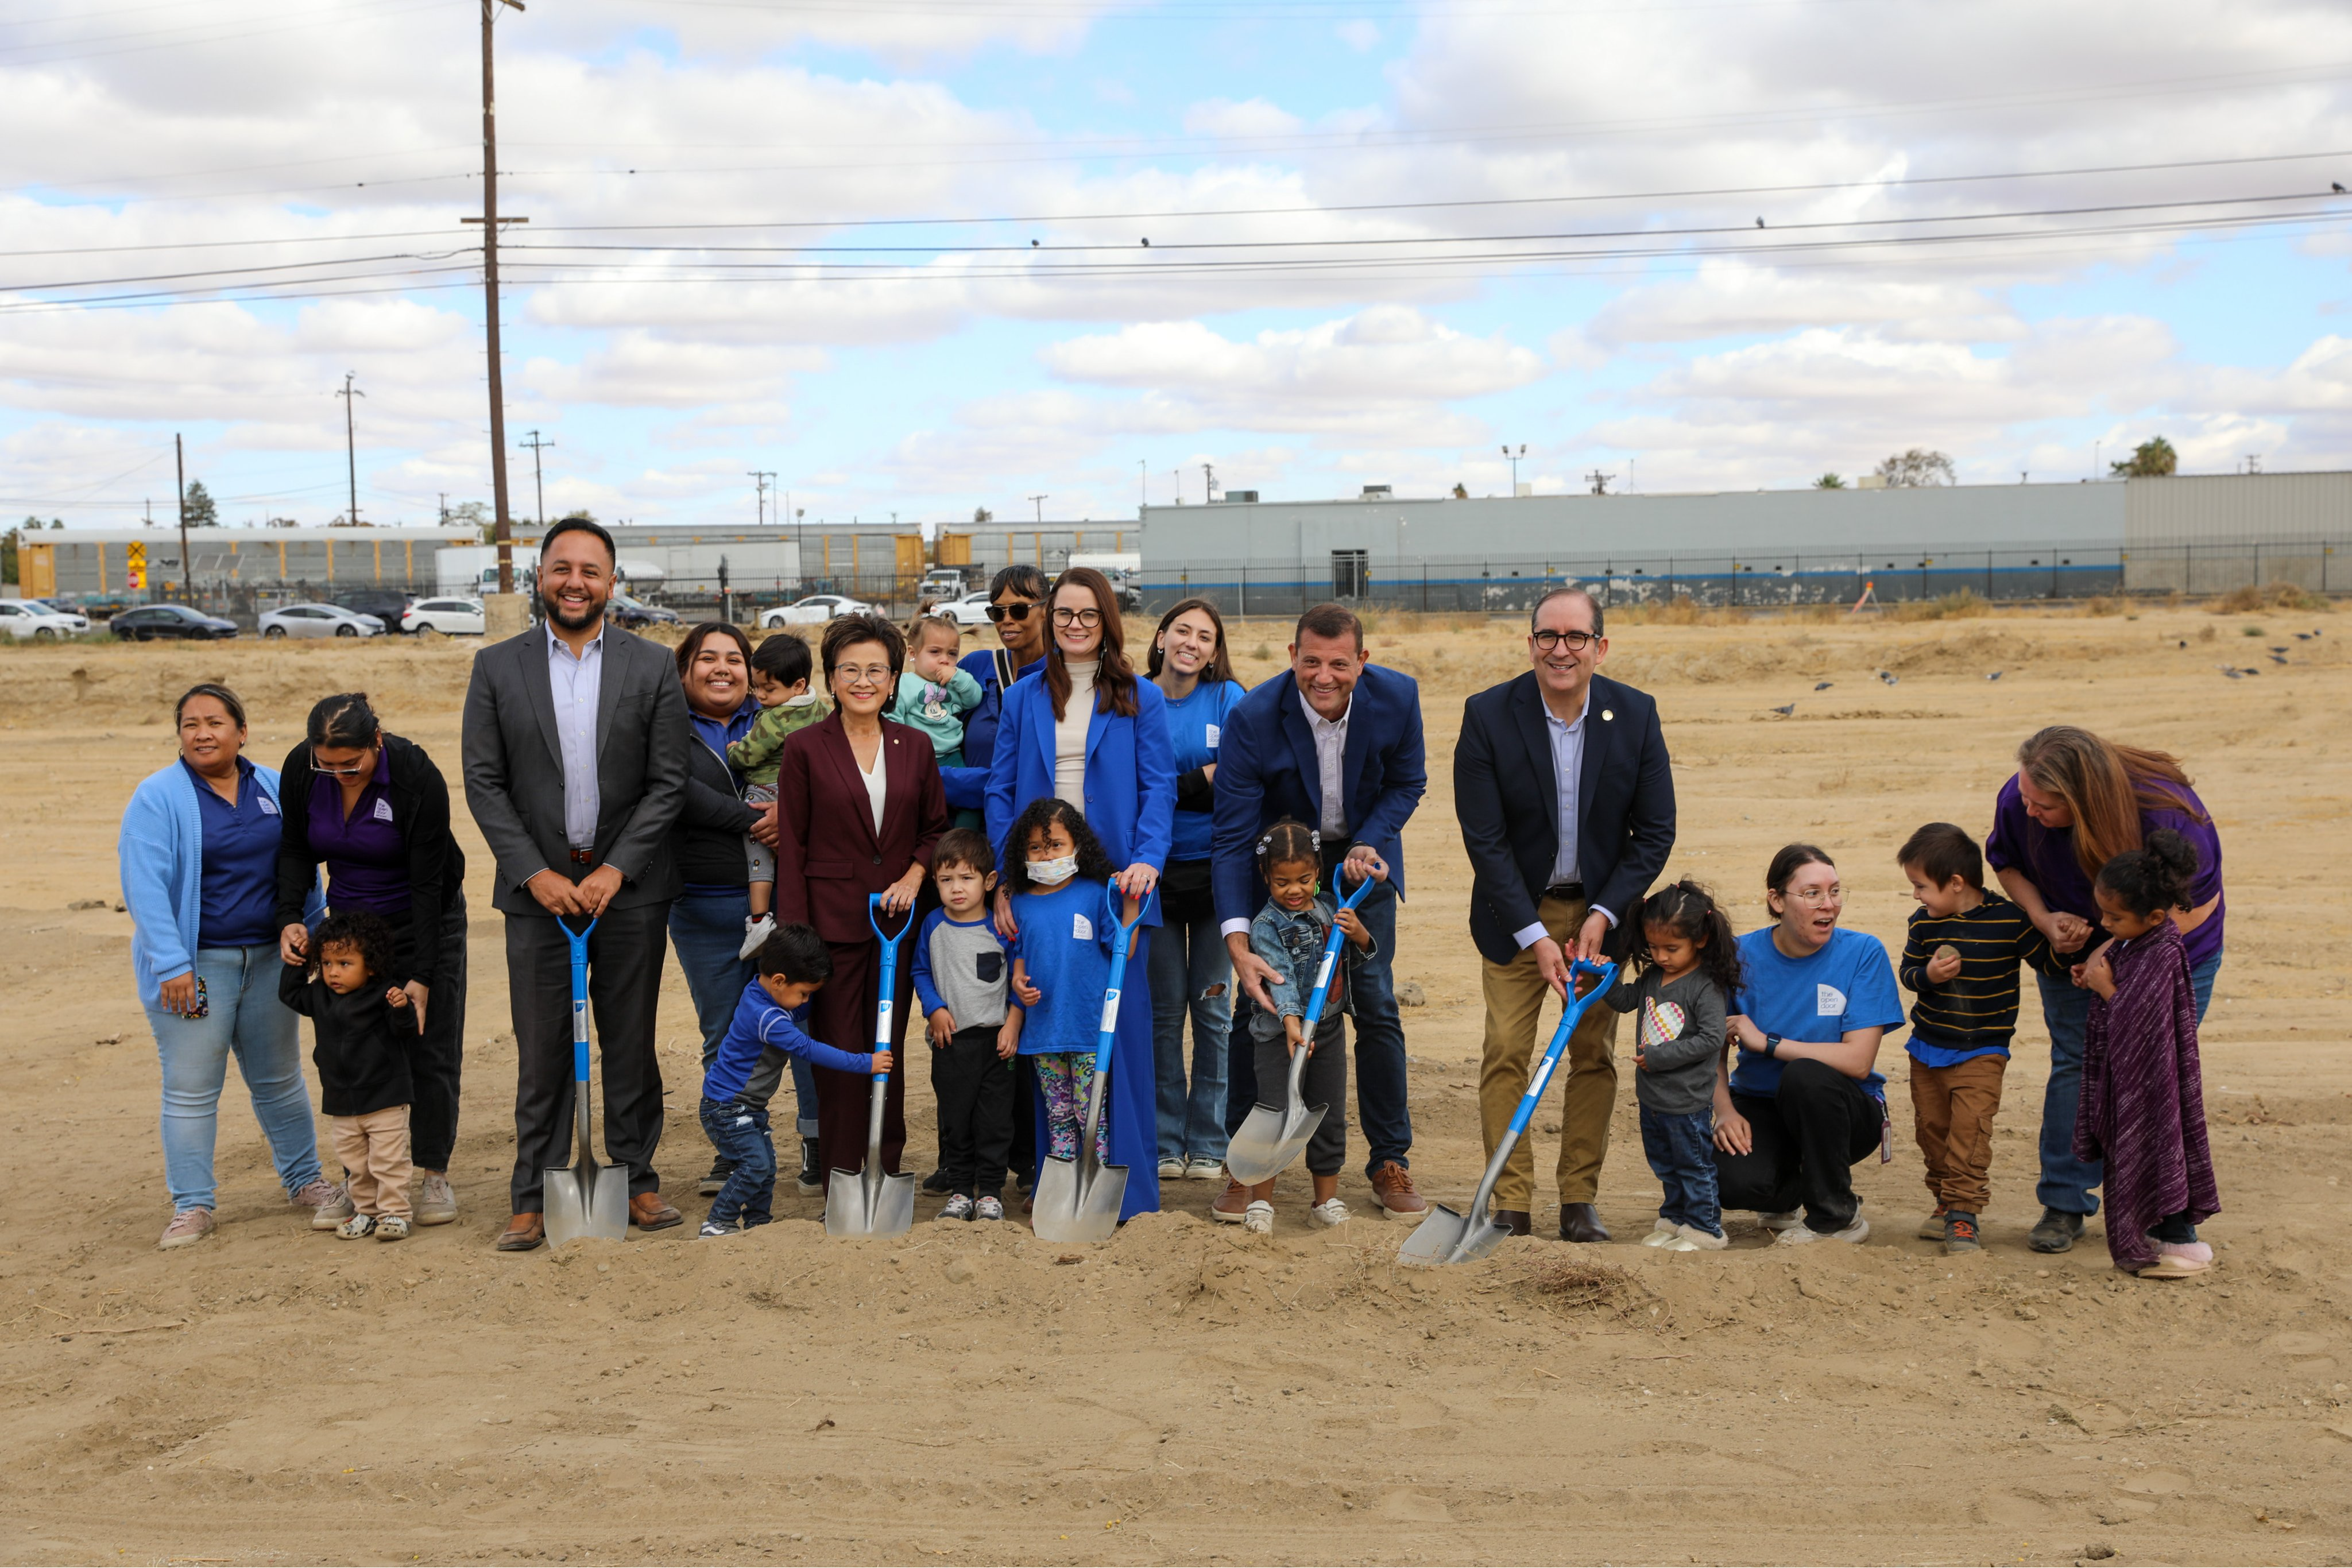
top-left (2210, 581), bottom-right (2335, 614)
top-left (1886, 590), bottom-right (1992, 622)
top-left (1522, 1255), bottom-right (1638, 1310)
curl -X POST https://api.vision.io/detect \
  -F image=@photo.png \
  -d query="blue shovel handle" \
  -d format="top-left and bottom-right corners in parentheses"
top-left (1503, 958), bottom-right (1618, 1141)
top-left (559, 916), bottom-right (599, 1083)
top-left (866, 892), bottom-right (915, 1085)
top-left (1090, 886), bottom-right (1148, 1077)
top-left (1297, 874), bottom-right (1377, 1040)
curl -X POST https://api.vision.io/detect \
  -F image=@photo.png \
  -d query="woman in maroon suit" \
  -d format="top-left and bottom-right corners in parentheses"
top-left (771, 613), bottom-right (950, 1187)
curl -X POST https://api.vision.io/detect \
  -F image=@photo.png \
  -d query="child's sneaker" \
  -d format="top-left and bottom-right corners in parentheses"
top-left (1675, 1222), bottom-right (1728, 1250)
top-left (698, 1218), bottom-right (743, 1238)
top-left (1642, 1219), bottom-right (1680, 1247)
top-left (938, 1194), bottom-right (974, 1222)
top-left (1241, 1199), bottom-right (1274, 1236)
top-left (974, 1196), bottom-right (1004, 1222)
top-left (1157, 1159), bottom-right (1185, 1180)
top-left (336, 1214), bottom-right (377, 1240)
top-left (1941, 1210), bottom-right (1981, 1254)
top-left (795, 1139), bottom-right (822, 1193)
top-left (737, 914), bottom-right (776, 961)
top-left (1183, 1158), bottom-right (1225, 1182)
top-left (1916, 1206), bottom-right (1949, 1241)
top-left (1309, 1198), bottom-right (1350, 1228)
top-left (375, 1215), bottom-right (410, 1243)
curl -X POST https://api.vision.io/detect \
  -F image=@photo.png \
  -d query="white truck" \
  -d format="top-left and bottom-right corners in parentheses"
top-left (1067, 552), bottom-right (1143, 610)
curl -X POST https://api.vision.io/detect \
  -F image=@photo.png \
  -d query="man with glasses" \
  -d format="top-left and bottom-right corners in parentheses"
top-left (1454, 586), bottom-right (1675, 1242)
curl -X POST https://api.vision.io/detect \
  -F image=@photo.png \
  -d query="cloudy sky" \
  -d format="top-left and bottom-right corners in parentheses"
top-left (4, 0), bottom-right (2351, 531)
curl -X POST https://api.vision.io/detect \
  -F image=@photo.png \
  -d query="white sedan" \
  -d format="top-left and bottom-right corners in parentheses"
top-left (760, 593), bottom-right (875, 628)
top-left (259, 602), bottom-right (385, 639)
top-left (0, 599), bottom-right (82, 639)
top-left (935, 590), bottom-right (997, 629)
top-left (402, 597), bottom-right (486, 636)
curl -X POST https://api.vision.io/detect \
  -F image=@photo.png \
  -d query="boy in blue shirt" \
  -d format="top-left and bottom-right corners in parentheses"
top-left (700, 925), bottom-right (887, 1237)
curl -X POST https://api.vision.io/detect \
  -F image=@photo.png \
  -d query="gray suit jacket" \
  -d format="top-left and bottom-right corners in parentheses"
top-left (461, 621), bottom-right (691, 915)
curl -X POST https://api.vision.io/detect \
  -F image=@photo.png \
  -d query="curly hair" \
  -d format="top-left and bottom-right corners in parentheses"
top-left (2095, 828), bottom-right (2200, 919)
top-left (1627, 879), bottom-right (1743, 997)
top-left (1003, 797), bottom-right (1117, 893)
top-left (309, 909), bottom-right (398, 985)
top-left (1254, 819), bottom-right (1321, 882)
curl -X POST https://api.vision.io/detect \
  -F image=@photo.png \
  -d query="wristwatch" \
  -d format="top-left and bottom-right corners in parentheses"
top-left (1763, 1033), bottom-right (1782, 1059)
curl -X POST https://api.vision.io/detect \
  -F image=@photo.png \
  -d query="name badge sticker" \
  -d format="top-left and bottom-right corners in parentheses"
top-left (256, 795), bottom-right (279, 815)
top-left (373, 797), bottom-right (395, 823)
top-left (1816, 983), bottom-right (1847, 1017)
top-left (1205, 723), bottom-right (1221, 749)
top-left (1072, 912), bottom-right (1093, 940)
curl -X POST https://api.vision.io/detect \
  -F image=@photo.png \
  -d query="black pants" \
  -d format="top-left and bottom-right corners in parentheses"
top-left (934, 1023), bottom-right (1016, 1198)
top-left (1712, 1058), bottom-right (1882, 1234)
top-left (381, 893), bottom-right (467, 1174)
top-left (1250, 1006), bottom-right (1348, 1178)
top-left (1008, 1055), bottom-right (1038, 1188)
top-left (505, 901), bottom-right (670, 1212)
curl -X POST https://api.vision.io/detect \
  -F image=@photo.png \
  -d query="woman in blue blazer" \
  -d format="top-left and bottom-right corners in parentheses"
top-left (985, 567), bottom-right (1175, 1221)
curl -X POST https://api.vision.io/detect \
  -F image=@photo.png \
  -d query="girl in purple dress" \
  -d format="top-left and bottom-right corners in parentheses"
top-left (2071, 830), bottom-right (2220, 1279)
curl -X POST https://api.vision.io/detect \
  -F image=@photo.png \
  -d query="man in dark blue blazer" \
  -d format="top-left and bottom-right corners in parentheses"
top-left (1210, 603), bottom-right (1429, 1219)
top-left (1455, 586), bottom-right (1674, 1243)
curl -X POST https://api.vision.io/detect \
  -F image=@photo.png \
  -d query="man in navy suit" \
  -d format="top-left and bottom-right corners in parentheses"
top-left (1454, 586), bottom-right (1674, 1243)
top-left (1211, 602), bottom-right (1429, 1220)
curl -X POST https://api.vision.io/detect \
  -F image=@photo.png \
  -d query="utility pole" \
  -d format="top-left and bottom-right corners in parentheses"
top-left (1029, 494), bottom-right (1048, 525)
top-left (465, 0), bottom-right (528, 593)
top-left (175, 433), bottom-right (192, 600)
top-left (337, 373), bottom-right (365, 527)
top-left (1502, 443), bottom-right (1525, 495)
top-left (520, 429), bottom-right (554, 525)
top-left (747, 471), bottom-right (774, 527)
top-left (1201, 462), bottom-right (1216, 504)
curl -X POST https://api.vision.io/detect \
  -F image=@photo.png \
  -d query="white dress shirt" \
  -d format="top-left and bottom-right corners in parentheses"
top-left (1297, 687), bottom-right (1350, 838)
top-left (1512, 682), bottom-right (1616, 949)
top-left (548, 627), bottom-right (604, 851)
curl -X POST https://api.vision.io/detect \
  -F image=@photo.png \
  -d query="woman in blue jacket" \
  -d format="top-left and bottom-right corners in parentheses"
top-left (985, 567), bottom-right (1175, 1221)
top-left (121, 683), bottom-right (337, 1250)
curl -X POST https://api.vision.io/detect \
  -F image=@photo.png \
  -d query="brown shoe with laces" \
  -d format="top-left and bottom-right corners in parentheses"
top-left (1210, 1178), bottom-right (1251, 1223)
top-left (1368, 1162), bottom-right (1427, 1219)
top-left (629, 1191), bottom-right (683, 1232)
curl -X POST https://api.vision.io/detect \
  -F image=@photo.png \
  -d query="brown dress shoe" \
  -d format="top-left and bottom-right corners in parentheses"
top-left (629, 1192), bottom-right (683, 1232)
top-left (1210, 1178), bottom-right (1251, 1223)
top-left (1368, 1162), bottom-right (1428, 1218)
top-left (1492, 1208), bottom-right (1533, 1237)
top-left (496, 1213), bottom-right (545, 1252)
top-left (1558, 1201), bottom-right (1611, 1244)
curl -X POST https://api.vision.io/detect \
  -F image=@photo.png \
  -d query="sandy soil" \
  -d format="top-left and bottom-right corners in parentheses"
top-left (0, 606), bottom-right (2346, 1566)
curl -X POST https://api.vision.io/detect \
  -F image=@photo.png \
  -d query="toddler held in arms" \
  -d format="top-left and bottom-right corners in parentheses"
top-left (2071, 831), bottom-right (2220, 1279)
top-left (893, 614), bottom-right (984, 769)
top-left (730, 632), bottom-right (828, 958)
top-left (278, 911), bottom-right (416, 1241)
top-left (1608, 881), bottom-right (1738, 1252)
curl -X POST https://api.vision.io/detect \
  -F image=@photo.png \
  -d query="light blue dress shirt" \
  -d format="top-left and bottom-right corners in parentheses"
top-left (548, 628), bottom-right (604, 850)
top-left (1511, 684), bottom-right (1616, 949)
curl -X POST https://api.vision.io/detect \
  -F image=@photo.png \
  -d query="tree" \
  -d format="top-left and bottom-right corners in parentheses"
top-left (972, 506), bottom-right (993, 524)
top-left (1452, 482), bottom-right (1469, 498)
top-left (264, 516), bottom-right (300, 529)
top-left (181, 480), bottom-right (218, 526)
top-left (1874, 448), bottom-right (1955, 487)
top-left (1814, 473), bottom-right (1846, 489)
top-left (2110, 436), bottom-right (2177, 477)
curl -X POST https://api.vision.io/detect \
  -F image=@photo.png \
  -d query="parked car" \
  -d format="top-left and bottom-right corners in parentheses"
top-left (401, 597), bottom-right (486, 636)
top-left (333, 589), bottom-right (415, 631)
top-left (0, 599), bottom-right (83, 639)
top-left (936, 590), bottom-right (996, 629)
top-left (606, 592), bottom-right (680, 629)
top-left (110, 604), bottom-right (239, 641)
top-left (259, 602), bottom-right (385, 639)
top-left (13, 598), bottom-right (90, 632)
top-left (760, 593), bottom-right (875, 628)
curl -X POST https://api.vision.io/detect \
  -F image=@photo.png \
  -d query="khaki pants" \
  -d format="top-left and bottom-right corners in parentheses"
top-left (1908, 1053), bottom-right (2006, 1213)
top-left (333, 1106), bottom-right (413, 1219)
top-left (1478, 896), bottom-right (1619, 1210)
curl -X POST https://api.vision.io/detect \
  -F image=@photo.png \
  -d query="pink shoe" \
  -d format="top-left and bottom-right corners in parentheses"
top-left (2160, 1240), bottom-right (2213, 1268)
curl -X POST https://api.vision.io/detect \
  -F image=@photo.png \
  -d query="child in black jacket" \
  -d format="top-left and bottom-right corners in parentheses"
top-left (280, 912), bottom-right (418, 1241)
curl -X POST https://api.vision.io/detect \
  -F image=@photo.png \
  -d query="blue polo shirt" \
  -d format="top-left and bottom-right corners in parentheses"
top-left (187, 757), bottom-right (283, 949)
top-left (1727, 926), bottom-right (1905, 1098)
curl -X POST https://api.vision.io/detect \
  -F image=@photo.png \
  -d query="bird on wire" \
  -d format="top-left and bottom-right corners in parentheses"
top-left (2335, 181), bottom-right (2347, 193)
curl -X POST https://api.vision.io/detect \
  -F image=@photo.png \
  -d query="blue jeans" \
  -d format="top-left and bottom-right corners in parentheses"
top-left (2036, 950), bottom-right (2221, 1216)
top-left (699, 1097), bottom-right (775, 1226)
top-left (1147, 903), bottom-right (1232, 1166)
top-left (1639, 1105), bottom-right (1722, 1236)
top-left (670, 891), bottom-right (817, 1139)
top-left (142, 943), bottom-right (323, 1213)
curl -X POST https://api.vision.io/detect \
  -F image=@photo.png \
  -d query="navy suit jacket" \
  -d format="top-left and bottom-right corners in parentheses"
top-left (1453, 670), bottom-right (1675, 966)
top-left (1210, 664), bottom-right (1427, 927)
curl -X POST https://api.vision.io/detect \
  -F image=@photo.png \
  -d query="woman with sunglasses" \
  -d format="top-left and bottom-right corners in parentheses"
top-left (1712, 843), bottom-right (1905, 1246)
top-left (984, 566), bottom-right (1176, 1222)
top-left (941, 564), bottom-right (1051, 822)
top-left (274, 692), bottom-right (470, 1229)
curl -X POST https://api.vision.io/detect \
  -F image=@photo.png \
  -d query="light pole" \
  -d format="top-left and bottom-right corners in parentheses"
top-left (1502, 443), bottom-right (1525, 495)
top-left (747, 470), bottom-right (775, 527)
top-left (520, 429), bottom-right (554, 526)
top-left (1030, 494), bottom-right (1048, 525)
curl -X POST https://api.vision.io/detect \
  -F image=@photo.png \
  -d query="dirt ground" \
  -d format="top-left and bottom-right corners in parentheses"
top-left (0, 605), bottom-right (2346, 1566)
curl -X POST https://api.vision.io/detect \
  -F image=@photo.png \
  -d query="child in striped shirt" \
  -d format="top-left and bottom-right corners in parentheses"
top-left (1895, 822), bottom-right (2066, 1255)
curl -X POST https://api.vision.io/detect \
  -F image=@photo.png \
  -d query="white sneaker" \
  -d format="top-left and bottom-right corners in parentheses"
top-left (1241, 1200), bottom-right (1274, 1236)
top-left (1183, 1158), bottom-right (1225, 1182)
top-left (1157, 1159), bottom-right (1185, 1180)
top-left (1774, 1214), bottom-right (1869, 1246)
top-left (413, 1172), bottom-right (457, 1226)
top-left (737, 914), bottom-right (776, 961)
top-left (1758, 1210), bottom-right (1804, 1233)
top-left (1676, 1222), bottom-right (1730, 1250)
top-left (1661, 1235), bottom-right (1702, 1251)
top-left (1641, 1219), bottom-right (1680, 1247)
top-left (1309, 1198), bottom-right (1350, 1228)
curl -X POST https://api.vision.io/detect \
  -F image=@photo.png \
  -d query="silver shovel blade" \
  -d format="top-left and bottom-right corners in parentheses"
top-left (825, 1165), bottom-right (916, 1238)
top-left (1031, 1152), bottom-right (1127, 1244)
top-left (1222, 1101), bottom-right (1325, 1186)
top-left (544, 1163), bottom-right (630, 1246)
top-left (1396, 1201), bottom-right (1510, 1267)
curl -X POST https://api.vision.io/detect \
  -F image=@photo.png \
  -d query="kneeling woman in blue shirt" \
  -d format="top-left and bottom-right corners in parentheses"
top-left (1715, 843), bottom-right (1906, 1245)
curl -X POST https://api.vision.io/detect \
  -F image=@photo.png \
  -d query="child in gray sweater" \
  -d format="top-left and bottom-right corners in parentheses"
top-left (1606, 881), bottom-right (1739, 1250)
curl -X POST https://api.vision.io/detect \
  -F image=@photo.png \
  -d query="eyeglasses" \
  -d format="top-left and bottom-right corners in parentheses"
top-left (833, 664), bottom-right (894, 685)
top-left (985, 602), bottom-right (1039, 623)
top-left (313, 749), bottom-right (376, 778)
top-left (1051, 607), bottom-right (1102, 628)
top-left (1780, 885), bottom-right (1842, 904)
top-left (1531, 629), bottom-right (1599, 653)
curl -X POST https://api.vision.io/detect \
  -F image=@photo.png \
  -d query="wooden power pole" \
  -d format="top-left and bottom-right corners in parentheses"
top-left (467, 0), bottom-right (527, 594)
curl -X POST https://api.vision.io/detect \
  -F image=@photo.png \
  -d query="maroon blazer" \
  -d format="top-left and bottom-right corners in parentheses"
top-left (771, 712), bottom-right (949, 946)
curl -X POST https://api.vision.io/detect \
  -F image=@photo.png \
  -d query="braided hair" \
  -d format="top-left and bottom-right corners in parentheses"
top-left (1254, 819), bottom-right (1322, 884)
top-left (2095, 828), bottom-right (2200, 919)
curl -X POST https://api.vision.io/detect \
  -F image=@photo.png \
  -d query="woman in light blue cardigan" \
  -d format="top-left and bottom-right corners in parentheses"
top-left (121, 683), bottom-right (336, 1250)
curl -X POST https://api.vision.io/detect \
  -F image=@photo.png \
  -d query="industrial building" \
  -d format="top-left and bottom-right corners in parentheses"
top-left (17, 526), bottom-right (480, 601)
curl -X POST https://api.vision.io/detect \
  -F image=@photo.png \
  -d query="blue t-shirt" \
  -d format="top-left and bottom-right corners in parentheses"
top-left (702, 979), bottom-right (871, 1102)
top-left (1727, 926), bottom-right (1905, 1098)
top-left (1007, 878), bottom-right (1116, 1056)
top-left (187, 757), bottom-right (283, 949)
top-left (1162, 677), bottom-right (1246, 863)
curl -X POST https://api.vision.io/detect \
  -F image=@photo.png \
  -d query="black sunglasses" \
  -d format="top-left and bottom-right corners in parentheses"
top-left (985, 601), bottom-right (1041, 623)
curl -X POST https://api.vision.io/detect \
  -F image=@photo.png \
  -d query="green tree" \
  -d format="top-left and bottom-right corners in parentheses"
top-left (1874, 448), bottom-right (1955, 487)
top-left (181, 480), bottom-right (218, 526)
top-left (1814, 473), bottom-right (1846, 489)
top-left (972, 506), bottom-right (993, 524)
top-left (2110, 436), bottom-right (2177, 477)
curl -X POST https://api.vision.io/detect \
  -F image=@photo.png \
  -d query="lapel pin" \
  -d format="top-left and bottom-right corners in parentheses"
top-left (1602, 708), bottom-right (1614, 722)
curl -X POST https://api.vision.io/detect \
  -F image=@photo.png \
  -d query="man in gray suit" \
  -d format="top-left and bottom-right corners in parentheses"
top-left (462, 516), bottom-right (692, 1251)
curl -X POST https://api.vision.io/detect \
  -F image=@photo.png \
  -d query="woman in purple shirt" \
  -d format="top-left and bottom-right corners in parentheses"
top-left (1984, 725), bottom-right (2225, 1256)
top-left (275, 693), bottom-right (469, 1229)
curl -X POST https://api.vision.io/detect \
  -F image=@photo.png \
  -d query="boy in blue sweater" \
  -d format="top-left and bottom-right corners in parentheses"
top-left (700, 925), bottom-right (888, 1237)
